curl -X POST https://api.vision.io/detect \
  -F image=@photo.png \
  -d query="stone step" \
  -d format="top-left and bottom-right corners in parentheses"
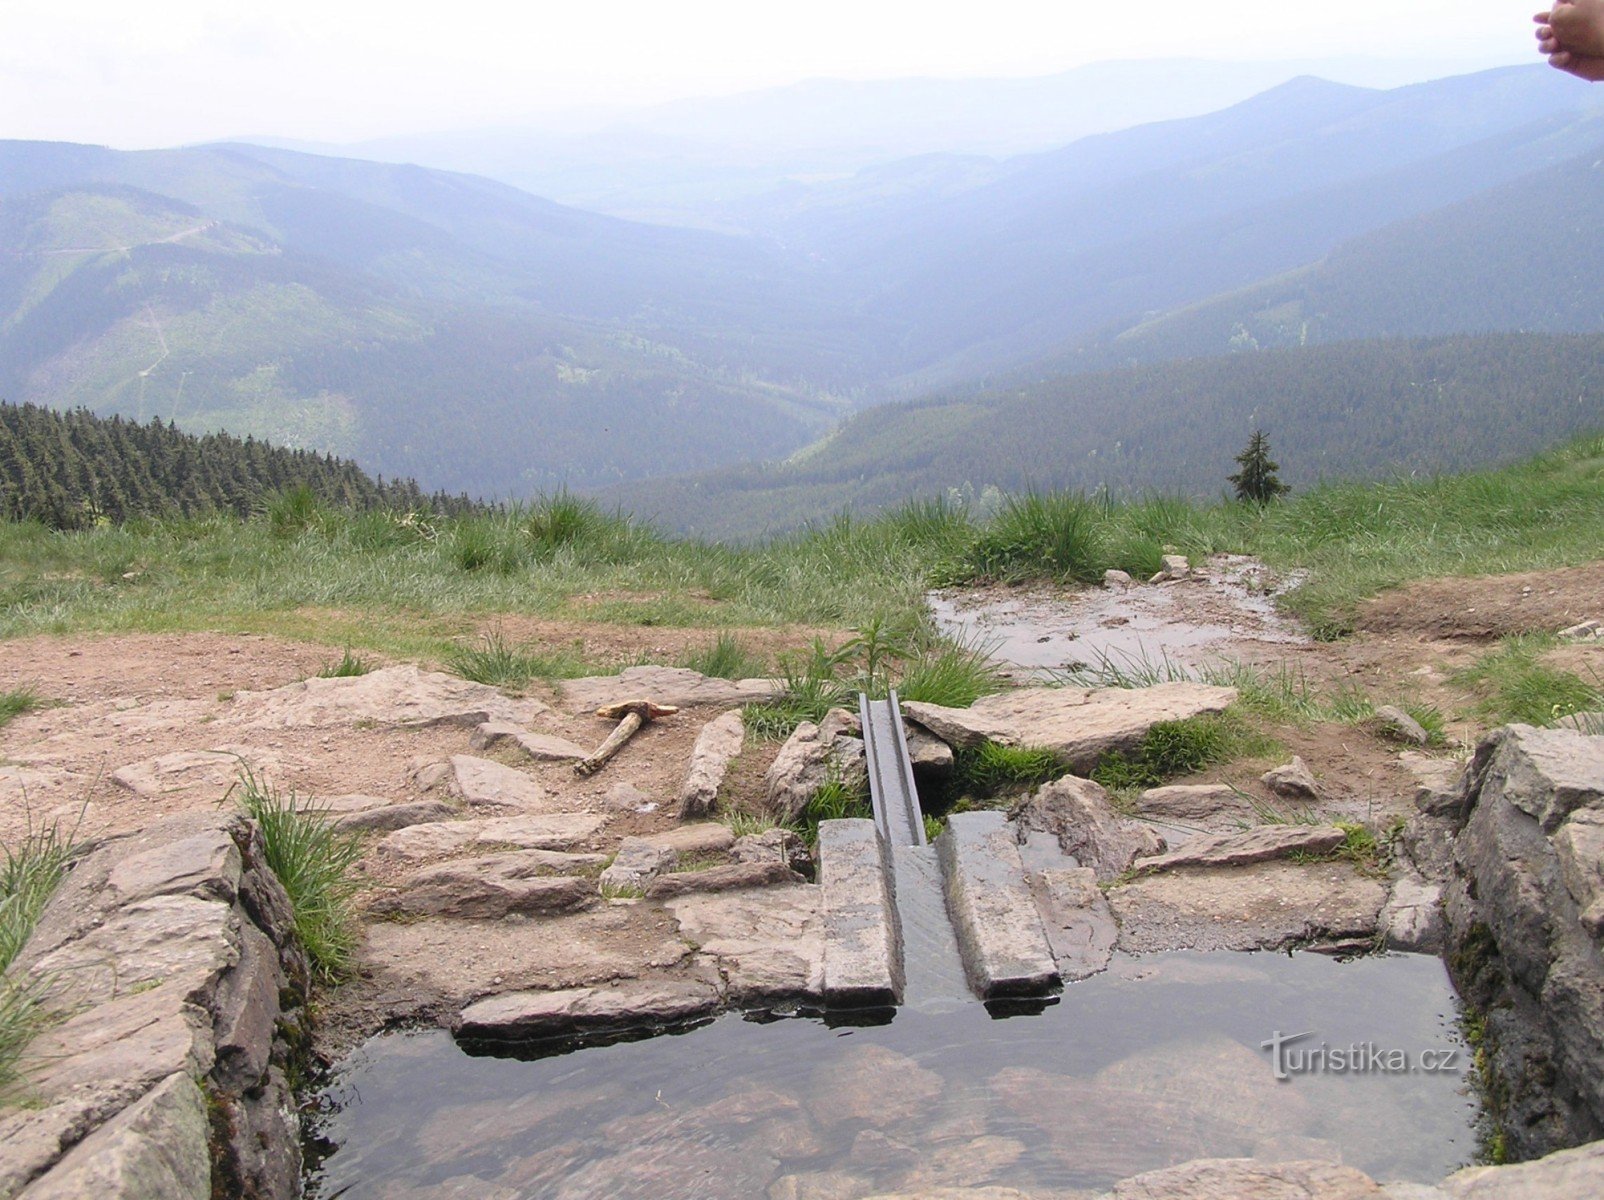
top-left (937, 811), bottom-right (1060, 999)
top-left (817, 819), bottom-right (900, 1008)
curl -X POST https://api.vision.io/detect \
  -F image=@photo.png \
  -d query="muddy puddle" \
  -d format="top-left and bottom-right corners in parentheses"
top-left (929, 556), bottom-right (1306, 681)
top-left (307, 951), bottom-right (1479, 1199)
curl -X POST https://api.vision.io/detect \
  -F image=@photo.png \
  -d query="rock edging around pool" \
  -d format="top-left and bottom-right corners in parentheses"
top-left (2, 812), bottom-right (310, 1200)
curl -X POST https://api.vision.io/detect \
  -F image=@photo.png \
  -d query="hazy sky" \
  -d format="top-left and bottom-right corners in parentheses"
top-left (4, 0), bottom-right (1540, 147)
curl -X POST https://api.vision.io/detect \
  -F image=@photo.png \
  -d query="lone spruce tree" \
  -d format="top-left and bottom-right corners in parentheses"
top-left (1228, 429), bottom-right (1290, 504)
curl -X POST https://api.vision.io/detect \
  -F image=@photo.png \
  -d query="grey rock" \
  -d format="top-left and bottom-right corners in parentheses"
top-left (1555, 807), bottom-right (1604, 935)
top-left (818, 819), bottom-right (899, 1007)
top-left (1137, 783), bottom-right (1256, 824)
top-left (1151, 553), bottom-right (1191, 582)
top-left (938, 812), bottom-right (1059, 998)
top-left (641, 822), bottom-right (736, 855)
top-left (1399, 751), bottom-right (1468, 817)
top-left (1381, 877), bottom-right (1445, 954)
top-left (110, 747), bottom-right (281, 798)
top-left (603, 782), bottom-right (657, 812)
top-left (372, 853), bottom-right (597, 919)
top-left (209, 921), bottom-right (283, 1093)
top-left (1016, 775), bottom-right (1164, 881)
top-left (104, 828), bottom-right (241, 908)
top-left (1134, 824), bottom-right (1348, 873)
top-left (17, 1073), bottom-right (210, 1200)
top-left (1474, 723), bottom-right (1604, 832)
top-left (470, 721), bottom-right (588, 762)
top-left (1110, 861), bottom-right (1388, 953)
top-left (678, 710), bottom-right (746, 818)
top-left (376, 813), bottom-right (606, 862)
top-left (904, 682), bottom-right (1237, 772)
top-left (600, 836), bottom-right (678, 893)
top-left (666, 885), bottom-right (825, 1002)
top-left (457, 979), bottom-right (720, 1040)
top-left (733, 828), bottom-right (810, 874)
top-left (1441, 1138), bottom-right (1604, 1197)
top-left (559, 666), bottom-right (781, 713)
top-left (236, 663), bottom-right (550, 728)
top-left (1558, 619), bottom-right (1603, 640)
top-left (764, 713), bottom-right (867, 822)
top-left (1030, 865), bottom-right (1116, 982)
top-left (331, 799), bottom-right (457, 833)
top-left (645, 859), bottom-right (801, 900)
top-left (1374, 705), bottom-right (1431, 746)
top-left (448, 754), bottom-right (552, 811)
top-left (1108, 1156), bottom-right (1385, 1199)
top-left (903, 721), bottom-right (954, 780)
top-left (1261, 755), bottom-right (1320, 802)
top-left (0, 1099), bottom-right (100, 1198)
top-left (1103, 569), bottom-right (1134, 588)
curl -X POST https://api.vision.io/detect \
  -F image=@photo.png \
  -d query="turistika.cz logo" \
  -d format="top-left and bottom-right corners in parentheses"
top-left (1259, 1030), bottom-right (1463, 1081)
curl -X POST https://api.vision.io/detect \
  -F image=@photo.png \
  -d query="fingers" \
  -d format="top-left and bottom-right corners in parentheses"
top-left (1540, 34), bottom-right (1562, 52)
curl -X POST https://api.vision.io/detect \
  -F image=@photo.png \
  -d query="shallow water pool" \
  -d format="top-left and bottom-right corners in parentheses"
top-left (308, 951), bottom-right (1479, 1199)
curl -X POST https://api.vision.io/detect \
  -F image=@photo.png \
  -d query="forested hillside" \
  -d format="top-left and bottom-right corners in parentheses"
top-left (0, 402), bottom-right (466, 529)
top-left (607, 333), bottom-right (1604, 539)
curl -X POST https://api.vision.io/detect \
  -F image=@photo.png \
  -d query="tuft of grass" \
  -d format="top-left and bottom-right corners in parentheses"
top-left (721, 810), bottom-right (780, 838)
top-left (445, 630), bottom-right (589, 688)
top-left (681, 633), bottom-right (766, 681)
top-left (0, 688), bottom-right (43, 732)
top-left (740, 702), bottom-right (812, 742)
top-left (923, 813), bottom-right (946, 842)
top-left (951, 491), bottom-right (1107, 585)
top-left (598, 880), bottom-right (645, 900)
top-left (230, 769), bottom-right (363, 983)
top-left (0, 813), bottom-right (79, 1097)
top-left (1090, 713), bottom-right (1265, 790)
top-left (897, 641), bottom-right (1006, 708)
top-left (1455, 635), bottom-right (1603, 727)
top-left (263, 484), bottom-right (324, 539)
top-left (798, 774), bottom-right (871, 846)
top-left (0, 973), bottom-right (49, 1098)
top-left (954, 741), bottom-right (1067, 795)
top-left (317, 647), bottom-right (373, 678)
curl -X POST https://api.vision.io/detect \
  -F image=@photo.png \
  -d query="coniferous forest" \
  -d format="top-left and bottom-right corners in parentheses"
top-left (0, 401), bottom-right (473, 529)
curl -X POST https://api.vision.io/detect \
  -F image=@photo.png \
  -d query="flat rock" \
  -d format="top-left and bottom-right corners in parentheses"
top-left (376, 813), bottom-right (606, 862)
top-left (17, 1073), bottom-right (210, 1200)
top-left (332, 799), bottom-right (457, 833)
top-left (1480, 723), bottom-right (1604, 832)
top-left (1137, 784), bottom-right (1257, 825)
top-left (1017, 775), bottom-right (1164, 881)
top-left (939, 812), bottom-right (1060, 998)
top-left (903, 682), bottom-right (1237, 772)
top-left (1110, 860), bottom-right (1388, 953)
top-left (1261, 756), bottom-right (1320, 802)
top-left (448, 754), bottom-right (553, 811)
top-left (667, 885), bottom-right (825, 1002)
top-left (1109, 1156), bottom-right (1384, 1199)
top-left (733, 828), bottom-right (809, 873)
top-left (818, 819), bottom-right (898, 1007)
top-left (372, 853), bottom-right (597, 919)
top-left (645, 859), bottom-right (800, 900)
top-left (1030, 865), bottom-right (1117, 982)
top-left (1399, 751), bottom-right (1467, 817)
top-left (110, 747), bottom-right (281, 798)
top-left (1441, 1138), bottom-right (1604, 1198)
top-left (559, 666), bottom-right (781, 713)
top-left (456, 979), bottom-right (720, 1040)
top-left (678, 710), bottom-right (746, 818)
top-left (1134, 825), bottom-right (1348, 873)
top-left (642, 823), bottom-right (736, 855)
top-left (469, 721), bottom-right (588, 762)
top-left (234, 664), bottom-right (549, 729)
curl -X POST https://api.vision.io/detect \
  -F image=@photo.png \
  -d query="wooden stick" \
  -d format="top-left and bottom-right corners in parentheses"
top-left (574, 710), bottom-right (645, 776)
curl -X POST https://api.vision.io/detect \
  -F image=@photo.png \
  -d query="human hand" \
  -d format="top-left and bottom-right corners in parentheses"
top-left (1535, 0), bottom-right (1604, 58)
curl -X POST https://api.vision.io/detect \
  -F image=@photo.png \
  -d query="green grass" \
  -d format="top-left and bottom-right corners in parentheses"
top-left (1455, 635), bottom-right (1603, 727)
top-left (897, 641), bottom-right (1006, 708)
top-left (2, 432), bottom-right (1603, 658)
top-left (0, 814), bottom-right (78, 1098)
top-left (0, 689), bottom-right (42, 732)
top-left (230, 769), bottom-right (363, 983)
top-left (954, 741), bottom-right (1067, 795)
top-left (444, 630), bottom-right (593, 689)
top-left (317, 647), bottom-right (373, 678)
top-left (681, 633), bottom-right (767, 681)
top-left (1090, 713), bottom-right (1272, 790)
top-left (798, 775), bottom-right (871, 846)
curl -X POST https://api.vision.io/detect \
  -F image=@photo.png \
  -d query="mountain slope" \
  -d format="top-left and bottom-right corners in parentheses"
top-left (606, 334), bottom-right (1604, 540)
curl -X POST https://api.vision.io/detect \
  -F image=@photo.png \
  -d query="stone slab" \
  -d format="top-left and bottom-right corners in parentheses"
top-left (448, 754), bottom-right (553, 811)
top-left (938, 812), bottom-right (1059, 998)
top-left (641, 823), bottom-right (736, 855)
top-left (372, 856), bottom-right (597, 919)
top-left (470, 721), bottom-right (588, 762)
top-left (234, 664), bottom-right (549, 729)
top-left (904, 682), bottom-right (1236, 772)
top-left (376, 813), bottom-right (606, 862)
top-left (678, 710), bottom-right (746, 818)
top-left (645, 859), bottom-right (800, 900)
top-left (666, 885), bottom-right (825, 1003)
top-left (1134, 825), bottom-right (1348, 873)
top-left (1030, 866), bottom-right (1117, 983)
top-left (456, 979), bottom-right (720, 1040)
top-left (817, 819), bottom-right (899, 1007)
top-left (1110, 860), bottom-right (1388, 953)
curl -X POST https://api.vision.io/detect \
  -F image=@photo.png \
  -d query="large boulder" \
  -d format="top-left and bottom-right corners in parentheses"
top-left (903, 682), bottom-right (1236, 772)
top-left (1439, 723), bottom-right (1604, 1157)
